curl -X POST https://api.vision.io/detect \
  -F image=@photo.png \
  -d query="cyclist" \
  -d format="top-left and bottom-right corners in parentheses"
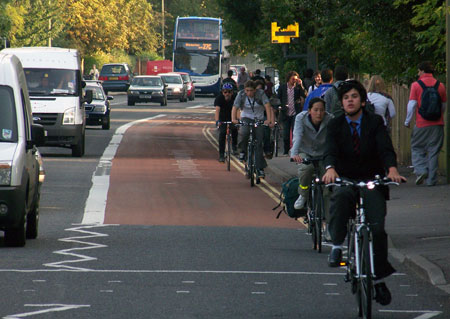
top-left (215, 82), bottom-right (238, 162)
top-left (321, 80), bottom-right (406, 306)
top-left (232, 80), bottom-right (273, 178)
top-left (290, 97), bottom-right (333, 213)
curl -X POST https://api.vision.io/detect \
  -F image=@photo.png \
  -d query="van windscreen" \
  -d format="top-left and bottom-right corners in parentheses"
top-left (0, 86), bottom-right (18, 143)
top-left (24, 69), bottom-right (79, 96)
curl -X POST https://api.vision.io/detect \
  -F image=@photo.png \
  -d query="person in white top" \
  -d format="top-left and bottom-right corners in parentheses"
top-left (367, 75), bottom-right (396, 127)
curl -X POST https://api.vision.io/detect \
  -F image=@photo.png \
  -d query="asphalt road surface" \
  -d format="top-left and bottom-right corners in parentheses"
top-left (0, 94), bottom-right (447, 319)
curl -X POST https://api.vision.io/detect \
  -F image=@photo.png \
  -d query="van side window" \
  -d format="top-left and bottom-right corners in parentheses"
top-left (21, 89), bottom-right (31, 139)
top-left (0, 86), bottom-right (18, 142)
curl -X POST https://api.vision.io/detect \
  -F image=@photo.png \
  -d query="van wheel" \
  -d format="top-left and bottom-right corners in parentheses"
top-left (26, 197), bottom-right (39, 239)
top-left (127, 99), bottom-right (135, 106)
top-left (72, 133), bottom-right (85, 157)
top-left (102, 117), bottom-right (110, 130)
top-left (5, 214), bottom-right (26, 247)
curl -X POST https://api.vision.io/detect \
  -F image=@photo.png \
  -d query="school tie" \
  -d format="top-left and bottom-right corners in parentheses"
top-left (350, 122), bottom-right (360, 156)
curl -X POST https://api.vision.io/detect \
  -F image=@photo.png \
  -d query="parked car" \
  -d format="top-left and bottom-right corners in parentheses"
top-left (158, 73), bottom-right (188, 102)
top-left (99, 63), bottom-right (133, 94)
top-left (0, 52), bottom-right (45, 246)
top-left (84, 80), bottom-right (112, 130)
top-left (127, 75), bottom-right (167, 106)
top-left (174, 72), bottom-right (195, 101)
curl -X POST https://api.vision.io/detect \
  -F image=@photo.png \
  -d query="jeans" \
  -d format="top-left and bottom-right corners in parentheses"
top-left (282, 115), bottom-right (296, 154)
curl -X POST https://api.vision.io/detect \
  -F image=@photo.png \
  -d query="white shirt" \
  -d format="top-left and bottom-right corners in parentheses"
top-left (367, 92), bottom-right (396, 125)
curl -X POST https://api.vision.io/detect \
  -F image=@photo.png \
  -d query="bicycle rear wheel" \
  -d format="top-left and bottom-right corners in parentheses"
top-left (226, 133), bottom-right (231, 171)
top-left (308, 189), bottom-right (317, 249)
top-left (314, 186), bottom-right (324, 253)
top-left (358, 228), bottom-right (373, 319)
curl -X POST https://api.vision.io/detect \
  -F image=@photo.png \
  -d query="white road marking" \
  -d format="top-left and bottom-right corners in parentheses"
top-left (182, 281), bottom-right (195, 284)
top-left (100, 290), bottom-right (113, 293)
top-left (23, 290), bottom-right (35, 292)
top-left (254, 282), bottom-right (267, 285)
top-left (108, 280), bottom-right (122, 283)
top-left (251, 292), bottom-right (266, 295)
top-left (82, 114), bottom-right (165, 224)
top-left (32, 280), bottom-right (46, 283)
top-left (3, 304), bottom-right (90, 318)
top-left (379, 310), bottom-right (442, 319)
top-left (43, 224), bottom-right (116, 271)
top-left (325, 293), bottom-right (340, 295)
top-left (323, 283), bottom-right (338, 286)
top-left (176, 291), bottom-right (190, 294)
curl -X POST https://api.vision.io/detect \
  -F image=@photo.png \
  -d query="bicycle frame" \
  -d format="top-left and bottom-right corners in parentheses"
top-left (239, 120), bottom-right (264, 187)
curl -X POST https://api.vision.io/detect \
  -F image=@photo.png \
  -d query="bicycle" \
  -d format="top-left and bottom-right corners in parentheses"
top-left (301, 158), bottom-right (325, 253)
top-left (219, 121), bottom-right (234, 171)
top-left (326, 176), bottom-right (399, 319)
top-left (238, 120), bottom-right (265, 187)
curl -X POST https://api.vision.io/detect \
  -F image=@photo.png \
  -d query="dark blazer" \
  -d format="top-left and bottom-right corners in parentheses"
top-left (324, 110), bottom-right (397, 180)
top-left (277, 83), bottom-right (306, 119)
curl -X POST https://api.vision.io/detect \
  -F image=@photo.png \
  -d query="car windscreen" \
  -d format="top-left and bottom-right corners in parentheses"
top-left (86, 86), bottom-right (105, 100)
top-left (174, 52), bottom-right (219, 76)
top-left (132, 78), bottom-right (163, 86)
top-left (161, 76), bottom-right (182, 84)
top-left (24, 68), bottom-right (79, 96)
top-left (101, 65), bottom-right (126, 75)
top-left (0, 86), bottom-right (18, 143)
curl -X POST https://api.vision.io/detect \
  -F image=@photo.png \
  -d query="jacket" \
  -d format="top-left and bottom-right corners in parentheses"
top-left (290, 111), bottom-right (333, 158)
top-left (277, 83), bottom-right (305, 119)
top-left (324, 110), bottom-right (397, 180)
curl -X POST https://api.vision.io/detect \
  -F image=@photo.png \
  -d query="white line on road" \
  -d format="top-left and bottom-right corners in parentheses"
top-left (3, 304), bottom-right (90, 319)
top-left (379, 310), bottom-right (442, 319)
top-left (82, 114), bottom-right (165, 224)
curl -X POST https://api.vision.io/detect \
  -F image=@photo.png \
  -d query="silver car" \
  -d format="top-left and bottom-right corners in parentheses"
top-left (159, 73), bottom-right (188, 102)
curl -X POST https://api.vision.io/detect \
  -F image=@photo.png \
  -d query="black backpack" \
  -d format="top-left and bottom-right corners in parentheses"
top-left (417, 80), bottom-right (442, 121)
top-left (273, 177), bottom-right (307, 219)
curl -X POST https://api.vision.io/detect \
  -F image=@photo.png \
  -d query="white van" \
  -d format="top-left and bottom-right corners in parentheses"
top-left (0, 52), bottom-right (45, 246)
top-left (2, 47), bottom-right (91, 157)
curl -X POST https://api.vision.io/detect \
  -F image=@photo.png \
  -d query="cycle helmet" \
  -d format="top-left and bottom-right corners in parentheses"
top-left (222, 82), bottom-right (234, 90)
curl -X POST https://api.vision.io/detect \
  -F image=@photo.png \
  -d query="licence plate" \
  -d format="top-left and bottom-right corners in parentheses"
top-left (85, 114), bottom-right (89, 119)
top-left (140, 95), bottom-right (152, 99)
top-left (195, 88), bottom-right (201, 92)
top-left (108, 76), bottom-right (118, 80)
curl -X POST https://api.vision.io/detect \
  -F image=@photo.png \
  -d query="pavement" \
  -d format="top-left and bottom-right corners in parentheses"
top-left (265, 154), bottom-right (450, 294)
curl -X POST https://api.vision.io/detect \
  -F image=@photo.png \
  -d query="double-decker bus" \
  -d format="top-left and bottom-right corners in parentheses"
top-left (173, 17), bottom-right (222, 95)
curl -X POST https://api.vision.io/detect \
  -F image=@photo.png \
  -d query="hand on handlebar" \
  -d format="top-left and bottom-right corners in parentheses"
top-left (291, 155), bottom-right (303, 163)
top-left (387, 167), bottom-right (407, 184)
top-left (232, 119), bottom-right (239, 124)
top-left (322, 167), bottom-right (339, 184)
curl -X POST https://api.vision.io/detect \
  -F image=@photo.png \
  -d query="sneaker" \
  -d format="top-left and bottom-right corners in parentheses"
top-left (324, 224), bottom-right (332, 242)
top-left (415, 173), bottom-right (428, 185)
top-left (374, 282), bottom-right (392, 306)
top-left (218, 155), bottom-right (225, 163)
top-left (294, 195), bottom-right (306, 210)
top-left (239, 152), bottom-right (245, 162)
top-left (328, 247), bottom-right (342, 267)
top-left (257, 169), bottom-right (265, 178)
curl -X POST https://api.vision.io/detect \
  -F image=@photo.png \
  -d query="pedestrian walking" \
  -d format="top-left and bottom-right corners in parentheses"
top-left (367, 75), bottom-right (396, 129)
top-left (304, 69), bottom-right (333, 111)
top-left (237, 67), bottom-right (249, 91)
top-left (404, 61), bottom-right (446, 186)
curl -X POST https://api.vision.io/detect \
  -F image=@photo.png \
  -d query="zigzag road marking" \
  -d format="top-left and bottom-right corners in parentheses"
top-left (44, 224), bottom-right (117, 271)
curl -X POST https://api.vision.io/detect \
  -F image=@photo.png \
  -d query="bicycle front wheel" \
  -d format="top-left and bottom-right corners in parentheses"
top-left (314, 186), bottom-right (324, 253)
top-left (226, 133), bottom-right (231, 171)
top-left (248, 143), bottom-right (255, 187)
top-left (358, 227), bottom-right (373, 319)
top-left (273, 126), bottom-right (279, 157)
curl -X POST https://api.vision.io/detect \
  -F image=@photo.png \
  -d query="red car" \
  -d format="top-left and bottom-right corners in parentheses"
top-left (174, 72), bottom-right (195, 101)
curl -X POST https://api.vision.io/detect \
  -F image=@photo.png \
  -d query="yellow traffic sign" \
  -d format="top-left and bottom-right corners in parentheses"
top-left (271, 22), bottom-right (299, 44)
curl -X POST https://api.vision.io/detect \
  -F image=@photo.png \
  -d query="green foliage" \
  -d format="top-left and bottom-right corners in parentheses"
top-left (136, 51), bottom-right (163, 61)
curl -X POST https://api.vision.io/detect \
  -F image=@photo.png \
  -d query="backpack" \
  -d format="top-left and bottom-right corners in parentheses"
top-left (417, 80), bottom-right (442, 121)
top-left (273, 177), bottom-right (307, 219)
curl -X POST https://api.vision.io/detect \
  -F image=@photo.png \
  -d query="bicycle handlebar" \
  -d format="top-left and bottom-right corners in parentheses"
top-left (326, 176), bottom-right (400, 189)
top-left (236, 120), bottom-right (268, 127)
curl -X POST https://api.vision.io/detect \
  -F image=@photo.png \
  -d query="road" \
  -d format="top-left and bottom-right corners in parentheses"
top-left (0, 94), bottom-right (447, 318)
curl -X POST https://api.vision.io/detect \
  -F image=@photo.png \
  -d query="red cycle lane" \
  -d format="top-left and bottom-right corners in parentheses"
top-left (104, 115), bottom-right (298, 229)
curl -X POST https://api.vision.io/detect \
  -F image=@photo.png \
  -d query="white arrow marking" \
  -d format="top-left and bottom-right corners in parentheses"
top-left (3, 304), bottom-right (90, 318)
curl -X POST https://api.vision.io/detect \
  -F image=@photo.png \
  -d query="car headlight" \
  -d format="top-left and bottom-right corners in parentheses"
top-left (128, 90), bottom-right (138, 95)
top-left (0, 163), bottom-right (12, 186)
top-left (154, 91), bottom-right (163, 96)
top-left (93, 105), bottom-right (106, 112)
top-left (63, 108), bottom-right (75, 125)
top-left (173, 88), bottom-right (181, 93)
